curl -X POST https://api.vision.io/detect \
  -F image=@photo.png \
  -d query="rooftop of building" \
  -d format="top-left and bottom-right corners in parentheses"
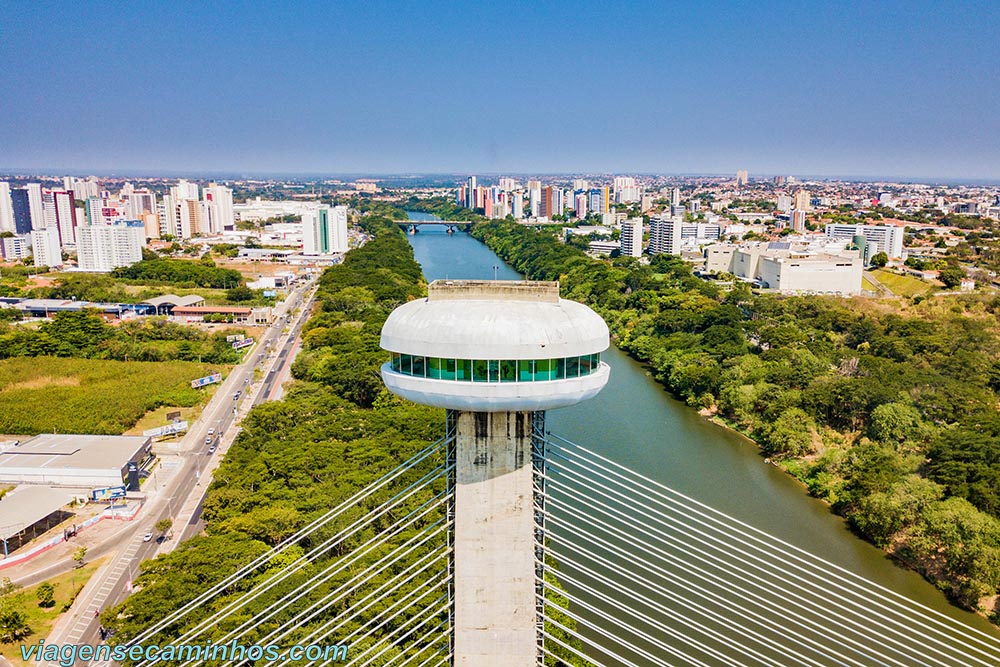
top-left (0, 486), bottom-right (74, 541)
top-left (0, 434), bottom-right (150, 473)
top-left (381, 280), bottom-right (608, 360)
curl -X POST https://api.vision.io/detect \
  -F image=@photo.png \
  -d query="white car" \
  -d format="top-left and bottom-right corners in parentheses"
top-left (143, 532), bottom-right (153, 542)
top-left (207, 427), bottom-right (215, 436)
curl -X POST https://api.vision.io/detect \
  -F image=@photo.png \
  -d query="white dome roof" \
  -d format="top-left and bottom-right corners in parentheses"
top-left (380, 295), bottom-right (609, 360)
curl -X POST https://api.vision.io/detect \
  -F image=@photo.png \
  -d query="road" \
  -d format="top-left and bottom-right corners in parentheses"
top-left (42, 275), bottom-right (320, 655)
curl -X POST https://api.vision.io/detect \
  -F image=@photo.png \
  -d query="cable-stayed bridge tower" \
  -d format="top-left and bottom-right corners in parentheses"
top-left (380, 280), bottom-right (610, 666)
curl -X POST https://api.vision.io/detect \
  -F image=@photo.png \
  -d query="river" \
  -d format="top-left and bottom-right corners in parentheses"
top-left (403, 215), bottom-right (1000, 662)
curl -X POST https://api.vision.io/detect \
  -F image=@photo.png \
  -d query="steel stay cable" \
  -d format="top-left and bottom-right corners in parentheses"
top-left (384, 627), bottom-right (450, 667)
top-left (128, 437), bottom-right (448, 647)
top-left (251, 530), bottom-right (448, 657)
top-left (363, 620), bottom-right (449, 667)
top-left (540, 529), bottom-right (833, 667)
top-left (539, 502), bottom-right (860, 667)
top-left (540, 643), bottom-right (612, 667)
top-left (136, 461), bottom-right (449, 667)
top-left (343, 608), bottom-right (449, 667)
top-left (548, 435), bottom-right (1000, 652)
top-left (338, 597), bottom-right (451, 667)
top-left (295, 575), bottom-right (451, 667)
top-left (536, 585), bottom-right (723, 667)
top-left (264, 555), bottom-right (451, 667)
top-left (544, 461), bottom-right (946, 667)
top-left (542, 613), bottom-right (674, 667)
top-left (298, 581), bottom-right (449, 667)
top-left (536, 540), bottom-right (813, 667)
top-left (224, 520), bottom-right (450, 667)
top-left (196, 507), bottom-right (447, 667)
top-left (541, 484), bottom-right (884, 667)
top-left (202, 498), bottom-right (448, 657)
top-left (537, 556), bottom-right (751, 667)
top-left (153, 481), bottom-right (449, 667)
top-left (547, 446), bottom-right (984, 661)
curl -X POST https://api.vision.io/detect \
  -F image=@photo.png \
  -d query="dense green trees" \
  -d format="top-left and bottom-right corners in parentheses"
top-left (112, 259), bottom-right (243, 288)
top-left (0, 311), bottom-right (244, 364)
top-left (471, 220), bottom-right (1000, 617)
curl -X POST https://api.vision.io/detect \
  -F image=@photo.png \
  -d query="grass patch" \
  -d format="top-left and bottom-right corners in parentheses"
top-left (871, 269), bottom-right (935, 297)
top-left (861, 277), bottom-right (878, 292)
top-left (0, 558), bottom-right (106, 666)
top-left (123, 401), bottom-right (216, 436)
top-left (0, 357), bottom-right (227, 435)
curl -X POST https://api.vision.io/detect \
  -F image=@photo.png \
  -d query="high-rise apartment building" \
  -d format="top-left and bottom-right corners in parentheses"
top-left (1, 234), bottom-right (31, 261)
top-left (465, 176), bottom-right (477, 209)
top-left (671, 188), bottom-right (681, 207)
top-left (540, 186), bottom-right (556, 219)
top-left (302, 205), bottom-right (349, 255)
top-left (126, 190), bottom-right (157, 219)
top-left (25, 183), bottom-right (44, 230)
top-left (0, 183), bottom-right (15, 234)
top-left (794, 190), bottom-right (811, 211)
top-left (613, 176), bottom-right (641, 203)
top-left (649, 215), bottom-right (683, 256)
top-left (172, 179), bottom-right (200, 200)
top-left (528, 188), bottom-right (540, 218)
top-left (512, 192), bottom-right (524, 219)
top-left (498, 177), bottom-right (517, 192)
top-left (776, 194), bottom-right (793, 213)
top-left (31, 227), bottom-right (63, 267)
top-left (791, 209), bottom-right (807, 233)
top-left (10, 188), bottom-right (33, 234)
top-left (42, 190), bottom-right (78, 247)
top-left (620, 218), bottom-right (644, 258)
top-left (572, 179), bottom-right (589, 192)
top-left (736, 170), bottom-right (749, 186)
top-left (76, 222), bottom-right (145, 271)
top-left (85, 197), bottom-right (105, 225)
top-left (203, 184), bottom-right (234, 234)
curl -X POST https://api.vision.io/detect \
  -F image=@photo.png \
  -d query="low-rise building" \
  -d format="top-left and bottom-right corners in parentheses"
top-left (704, 241), bottom-right (863, 295)
top-left (0, 434), bottom-right (152, 489)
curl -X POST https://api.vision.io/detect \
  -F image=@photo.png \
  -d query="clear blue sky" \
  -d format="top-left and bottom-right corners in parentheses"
top-left (2, 1), bottom-right (998, 179)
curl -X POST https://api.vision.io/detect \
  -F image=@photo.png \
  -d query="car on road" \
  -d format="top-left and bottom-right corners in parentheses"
top-left (208, 445), bottom-right (216, 454)
top-left (233, 391), bottom-right (241, 400)
top-left (208, 427), bottom-right (215, 436)
top-left (143, 532), bottom-right (153, 542)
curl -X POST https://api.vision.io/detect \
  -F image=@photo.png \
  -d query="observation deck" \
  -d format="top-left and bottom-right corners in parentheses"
top-left (380, 280), bottom-right (610, 411)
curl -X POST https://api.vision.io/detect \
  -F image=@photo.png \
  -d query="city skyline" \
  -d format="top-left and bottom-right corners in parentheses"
top-left (2, 1), bottom-right (999, 179)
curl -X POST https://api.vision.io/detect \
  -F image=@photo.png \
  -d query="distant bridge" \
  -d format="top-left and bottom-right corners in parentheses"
top-left (394, 219), bottom-right (474, 233)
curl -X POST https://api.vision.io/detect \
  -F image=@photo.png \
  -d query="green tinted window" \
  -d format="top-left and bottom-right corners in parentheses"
top-left (389, 354), bottom-right (600, 381)
top-left (472, 359), bottom-right (489, 382)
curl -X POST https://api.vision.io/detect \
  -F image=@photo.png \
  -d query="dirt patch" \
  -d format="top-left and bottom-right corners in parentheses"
top-left (3, 375), bottom-right (81, 392)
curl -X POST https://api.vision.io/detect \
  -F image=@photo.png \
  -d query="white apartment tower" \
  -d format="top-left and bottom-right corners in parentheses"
top-left (76, 223), bottom-right (145, 271)
top-left (25, 183), bottom-right (45, 230)
top-left (649, 215), bottom-right (683, 256)
top-left (620, 217), bottom-right (644, 258)
top-left (302, 205), bottom-right (349, 255)
top-left (31, 227), bottom-right (63, 267)
top-left (203, 184), bottom-right (234, 234)
top-left (0, 182), bottom-right (14, 233)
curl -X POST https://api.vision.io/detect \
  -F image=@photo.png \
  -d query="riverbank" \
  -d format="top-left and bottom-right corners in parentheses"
top-left (469, 219), bottom-right (1000, 625)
